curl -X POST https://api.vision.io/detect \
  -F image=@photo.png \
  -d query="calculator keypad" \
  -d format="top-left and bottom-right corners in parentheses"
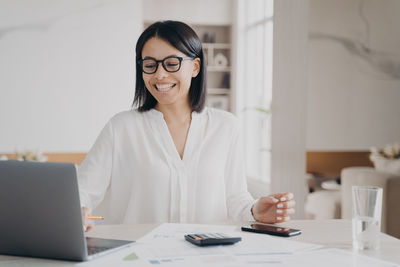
top-left (184, 233), bottom-right (241, 246)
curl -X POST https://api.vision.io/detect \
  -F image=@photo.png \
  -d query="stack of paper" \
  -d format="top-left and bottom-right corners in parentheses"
top-left (132, 223), bottom-right (318, 266)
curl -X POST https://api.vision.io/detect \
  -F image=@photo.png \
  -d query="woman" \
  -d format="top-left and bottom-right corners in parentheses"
top-left (79, 21), bottom-right (295, 231)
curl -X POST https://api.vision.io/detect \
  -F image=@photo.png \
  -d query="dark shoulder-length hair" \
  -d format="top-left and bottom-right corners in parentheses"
top-left (133, 20), bottom-right (207, 112)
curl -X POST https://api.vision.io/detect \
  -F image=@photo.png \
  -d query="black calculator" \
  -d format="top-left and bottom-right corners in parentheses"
top-left (184, 233), bottom-right (242, 246)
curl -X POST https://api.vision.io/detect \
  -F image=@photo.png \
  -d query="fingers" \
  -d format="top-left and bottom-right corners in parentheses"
top-left (276, 216), bottom-right (291, 222)
top-left (262, 192), bottom-right (294, 206)
top-left (272, 192), bottom-right (294, 202)
top-left (276, 200), bottom-right (296, 209)
top-left (274, 193), bottom-right (295, 223)
top-left (82, 207), bottom-right (94, 232)
top-left (253, 192), bottom-right (296, 224)
top-left (275, 206), bottom-right (295, 223)
top-left (276, 208), bottom-right (295, 216)
top-left (85, 221), bottom-right (94, 232)
top-left (261, 195), bottom-right (279, 204)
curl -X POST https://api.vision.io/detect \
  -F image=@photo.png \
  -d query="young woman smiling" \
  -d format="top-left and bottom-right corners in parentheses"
top-left (79, 21), bottom-right (295, 231)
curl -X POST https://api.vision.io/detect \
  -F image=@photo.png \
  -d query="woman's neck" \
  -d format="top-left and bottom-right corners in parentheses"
top-left (155, 102), bottom-right (192, 124)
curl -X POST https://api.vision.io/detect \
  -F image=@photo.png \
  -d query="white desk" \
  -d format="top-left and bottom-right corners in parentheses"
top-left (0, 220), bottom-right (399, 266)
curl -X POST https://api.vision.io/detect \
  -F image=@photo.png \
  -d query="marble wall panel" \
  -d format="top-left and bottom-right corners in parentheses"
top-left (307, 0), bottom-right (400, 150)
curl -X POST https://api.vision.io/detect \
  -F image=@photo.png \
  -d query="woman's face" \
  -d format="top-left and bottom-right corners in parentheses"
top-left (141, 37), bottom-right (200, 109)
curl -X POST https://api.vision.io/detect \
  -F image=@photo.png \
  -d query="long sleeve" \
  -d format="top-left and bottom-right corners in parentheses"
top-left (224, 122), bottom-right (257, 222)
top-left (78, 120), bottom-right (114, 212)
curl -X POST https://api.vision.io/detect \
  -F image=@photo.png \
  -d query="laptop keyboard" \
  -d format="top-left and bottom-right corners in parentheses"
top-left (85, 237), bottom-right (134, 257)
top-left (87, 246), bottom-right (110, 255)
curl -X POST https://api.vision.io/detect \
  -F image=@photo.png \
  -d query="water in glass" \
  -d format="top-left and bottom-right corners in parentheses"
top-left (352, 215), bottom-right (380, 250)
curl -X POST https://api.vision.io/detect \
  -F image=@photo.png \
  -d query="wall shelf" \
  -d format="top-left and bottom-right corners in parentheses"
top-left (208, 88), bottom-right (230, 95)
top-left (202, 43), bottom-right (231, 49)
top-left (207, 66), bottom-right (231, 72)
top-left (192, 24), bottom-right (232, 112)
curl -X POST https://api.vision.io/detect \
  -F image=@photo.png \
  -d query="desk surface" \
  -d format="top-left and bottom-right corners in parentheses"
top-left (0, 219), bottom-right (399, 266)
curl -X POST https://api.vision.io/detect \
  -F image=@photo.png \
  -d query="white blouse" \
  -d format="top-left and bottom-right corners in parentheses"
top-left (78, 107), bottom-right (256, 224)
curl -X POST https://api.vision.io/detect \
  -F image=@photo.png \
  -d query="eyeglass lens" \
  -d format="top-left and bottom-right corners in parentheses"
top-left (142, 57), bottom-right (181, 74)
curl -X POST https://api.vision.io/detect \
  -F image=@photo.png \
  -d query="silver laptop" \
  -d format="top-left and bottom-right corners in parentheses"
top-left (0, 160), bottom-right (134, 261)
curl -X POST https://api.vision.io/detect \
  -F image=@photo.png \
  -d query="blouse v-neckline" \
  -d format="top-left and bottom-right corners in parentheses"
top-left (147, 109), bottom-right (200, 163)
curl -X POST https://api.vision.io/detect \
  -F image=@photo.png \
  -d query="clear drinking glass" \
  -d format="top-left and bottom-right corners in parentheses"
top-left (352, 186), bottom-right (383, 250)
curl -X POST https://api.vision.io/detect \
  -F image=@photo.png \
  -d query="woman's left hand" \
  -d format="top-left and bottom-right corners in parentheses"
top-left (251, 192), bottom-right (295, 223)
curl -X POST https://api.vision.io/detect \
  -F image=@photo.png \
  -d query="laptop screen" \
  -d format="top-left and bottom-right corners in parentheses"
top-left (0, 161), bottom-right (133, 261)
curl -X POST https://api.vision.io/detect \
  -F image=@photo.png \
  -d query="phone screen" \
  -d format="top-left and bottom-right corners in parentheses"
top-left (241, 224), bottom-right (301, 237)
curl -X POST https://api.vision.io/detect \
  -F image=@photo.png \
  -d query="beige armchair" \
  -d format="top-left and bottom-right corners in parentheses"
top-left (341, 167), bottom-right (400, 239)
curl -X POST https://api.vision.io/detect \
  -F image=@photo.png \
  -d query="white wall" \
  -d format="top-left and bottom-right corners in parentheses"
top-left (0, 0), bottom-right (142, 152)
top-left (307, 0), bottom-right (400, 151)
top-left (143, 0), bottom-right (232, 25)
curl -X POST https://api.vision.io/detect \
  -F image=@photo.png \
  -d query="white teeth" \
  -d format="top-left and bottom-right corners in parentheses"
top-left (155, 84), bottom-right (174, 92)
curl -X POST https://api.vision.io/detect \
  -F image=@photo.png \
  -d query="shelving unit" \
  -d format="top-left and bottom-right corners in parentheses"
top-left (192, 25), bottom-right (232, 112)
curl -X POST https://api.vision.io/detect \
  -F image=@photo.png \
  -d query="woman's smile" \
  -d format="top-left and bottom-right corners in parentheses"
top-left (154, 83), bottom-right (177, 92)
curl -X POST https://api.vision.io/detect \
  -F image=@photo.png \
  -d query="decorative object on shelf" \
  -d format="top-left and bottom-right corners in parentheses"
top-left (321, 180), bottom-right (341, 191)
top-left (207, 95), bottom-right (229, 111)
top-left (370, 142), bottom-right (400, 175)
top-left (214, 53), bottom-right (228, 67)
top-left (202, 32), bottom-right (216, 43)
top-left (221, 73), bottom-right (230, 88)
top-left (204, 49), bottom-right (209, 65)
top-left (14, 149), bottom-right (48, 162)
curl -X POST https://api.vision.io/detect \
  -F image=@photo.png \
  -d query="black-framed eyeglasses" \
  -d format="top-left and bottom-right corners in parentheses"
top-left (138, 56), bottom-right (194, 74)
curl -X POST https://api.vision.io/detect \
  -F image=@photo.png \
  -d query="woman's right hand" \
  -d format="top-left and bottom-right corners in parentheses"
top-left (251, 192), bottom-right (295, 223)
top-left (82, 206), bottom-right (94, 232)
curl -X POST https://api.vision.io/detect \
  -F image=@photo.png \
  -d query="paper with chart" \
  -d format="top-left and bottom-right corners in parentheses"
top-left (132, 223), bottom-right (322, 266)
top-left (73, 223), bottom-right (399, 267)
top-left (131, 223), bottom-right (399, 267)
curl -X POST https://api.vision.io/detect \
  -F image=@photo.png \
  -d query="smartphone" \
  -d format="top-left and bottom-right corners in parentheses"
top-left (241, 223), bottom-right (301, 237)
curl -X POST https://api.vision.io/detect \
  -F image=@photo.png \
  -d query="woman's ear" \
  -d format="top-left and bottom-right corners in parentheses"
top-left (191, 58), bottom-right (201, 78)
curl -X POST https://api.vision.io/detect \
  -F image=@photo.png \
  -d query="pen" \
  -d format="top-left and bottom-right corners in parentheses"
top-left (88, 216), bottom-right (104, 220)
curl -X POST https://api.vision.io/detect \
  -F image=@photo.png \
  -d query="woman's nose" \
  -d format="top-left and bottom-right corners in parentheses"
top-left (154, 63), bottom-right (168, 79)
